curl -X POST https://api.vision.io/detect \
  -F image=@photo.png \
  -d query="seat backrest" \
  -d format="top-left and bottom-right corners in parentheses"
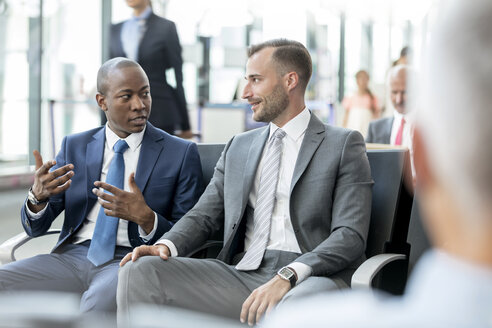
top-left (196, 143), bottom-right (226, 186)
top-left (406, 196), bottom-right (431, 275)
top-left (365, 149), bottom-right (409, 258)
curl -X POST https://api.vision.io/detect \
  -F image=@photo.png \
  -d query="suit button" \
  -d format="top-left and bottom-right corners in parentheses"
top-left (24, 218), bottom-right (30, 227)
top-left (69, 227), bottom-right (74, 234)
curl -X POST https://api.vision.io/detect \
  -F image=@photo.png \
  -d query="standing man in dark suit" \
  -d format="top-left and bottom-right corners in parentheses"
top-left (109, 0), bottom-right (192, 138)
top-left (366, 65), bottom-right (410, 146)
top-left (0, 58), bottom-right (203, 313)
top-left (117, 39), bottom-right (373, 326)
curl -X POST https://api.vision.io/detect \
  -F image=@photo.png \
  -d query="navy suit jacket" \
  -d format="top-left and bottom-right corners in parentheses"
top-left (21, 123), bottom-right (203, 252)
top-left (366, 117), bottom-right (394, 144)
top-left (110, 13), bottom-right (189, 132)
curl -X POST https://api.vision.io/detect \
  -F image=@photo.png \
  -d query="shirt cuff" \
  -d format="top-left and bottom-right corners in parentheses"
top-left (138, 212), bottom-right (158, 242)
top-left (287, 262), bottom-right (312, 285)
top-left (155, 239), bottom-right (178, 257)
top-left (25, 202), bottom-right (48, 219)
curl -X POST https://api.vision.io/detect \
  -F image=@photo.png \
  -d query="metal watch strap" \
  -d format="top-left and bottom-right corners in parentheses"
top-left (28, 187), bottom-right (47, 205)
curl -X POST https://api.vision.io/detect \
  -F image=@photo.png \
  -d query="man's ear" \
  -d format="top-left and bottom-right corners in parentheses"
top-left (96, 93), bottom-right (108, 111)
top-left (284, 72), bottom-right (299, 92)
top-left (413, 127), bottom-right (433, 189)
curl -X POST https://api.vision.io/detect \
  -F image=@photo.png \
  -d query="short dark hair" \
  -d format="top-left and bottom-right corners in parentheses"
top-left (97, 57), bottom-right (142, 94)
top-left (248, 39), bottom-right (312, 90)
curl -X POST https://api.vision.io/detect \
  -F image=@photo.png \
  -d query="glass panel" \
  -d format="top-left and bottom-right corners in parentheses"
top-left (0, 2), bottom-right (31, 167)
top-left (41, 0), bottom-right (101, 158)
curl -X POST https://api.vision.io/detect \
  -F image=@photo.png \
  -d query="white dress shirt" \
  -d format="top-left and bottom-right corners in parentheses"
top-left (121, 5), bottom-right (151, 61)
top-left (26, 124), bottom-right (158, 247)
top-left (266, 250), bottom-right (492, 327)
top-left (390, 111), bottom-right (416, 178)
top-left (158, 107), bottom-right (313, 284)
top-left (390, 111), bottom-right (413, 147)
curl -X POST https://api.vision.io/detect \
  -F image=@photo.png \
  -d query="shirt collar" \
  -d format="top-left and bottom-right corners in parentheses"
top-left (269, 107), bottom-right (311, 142)
top-left (131, 6), bottom-right (152, 21)
top-left (105, 123), bottom-right (146, 152)
top-left (393, 109), bottom-right (415, 124)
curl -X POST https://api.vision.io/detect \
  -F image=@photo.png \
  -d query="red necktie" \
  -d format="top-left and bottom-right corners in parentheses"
top-left (394, 118), bottom-right (405, 146)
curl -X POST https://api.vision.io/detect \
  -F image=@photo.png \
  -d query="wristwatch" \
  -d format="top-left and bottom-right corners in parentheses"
top-left (28, 187), bottom-right (48, 205)
top-left (277, 266), bottom-right (297, 288)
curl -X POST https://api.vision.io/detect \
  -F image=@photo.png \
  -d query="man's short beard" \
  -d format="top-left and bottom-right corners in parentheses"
top-left (254, 83), bottom-right (289, 123)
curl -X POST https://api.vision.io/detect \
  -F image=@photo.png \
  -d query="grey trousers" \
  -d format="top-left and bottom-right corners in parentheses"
top-left (0, 241), bottom-right (131, 313)
top-left (117, 250), bottom-right (350, 322)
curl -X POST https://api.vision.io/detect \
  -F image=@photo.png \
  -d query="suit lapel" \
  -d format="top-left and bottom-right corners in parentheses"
top-left (240, 127), bottom-right (269, 212)
top-left (86, 127), bottom-right (105, 201)
top-left (135, 123), bottom-right (164, 192)
top-left (290, 114), bottom-right (325, 193)
top-left (385, 117), bottom-right (394, 143)
top-left (138, 13), bottom-right (156, 59)
top-left (114, 24), bottom-right (125, 55)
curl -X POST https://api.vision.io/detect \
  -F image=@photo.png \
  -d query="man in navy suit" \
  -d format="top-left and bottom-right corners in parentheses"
top-left (0, 58), bottom-right (203, 313)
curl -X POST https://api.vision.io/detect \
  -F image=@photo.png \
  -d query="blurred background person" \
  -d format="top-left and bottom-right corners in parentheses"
top-left (342, 70), bottom-right (380, 138)
top-left (393, 46), bottom-right (411, 66)
top-left (109, 0), bottom-right (193, 138)
top-left (366, 65), bottom-right (410, 146)
top-left (265, 0), bottom-right (492, 326)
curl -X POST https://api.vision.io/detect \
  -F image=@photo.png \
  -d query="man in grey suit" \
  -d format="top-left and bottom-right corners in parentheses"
top-left (117, 39), bottom-right (373, 326)
top-left (366, 65), bottom-right (409, 145)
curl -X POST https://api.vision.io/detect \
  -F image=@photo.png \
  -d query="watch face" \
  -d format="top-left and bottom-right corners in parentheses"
top-left (279, 267), bottom-right (294, 279)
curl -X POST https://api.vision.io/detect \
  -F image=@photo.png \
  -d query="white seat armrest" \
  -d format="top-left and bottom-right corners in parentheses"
top-left (351, 253), bottom-right (407, 289)
top-left (0, 229), bottom-right (61, 265)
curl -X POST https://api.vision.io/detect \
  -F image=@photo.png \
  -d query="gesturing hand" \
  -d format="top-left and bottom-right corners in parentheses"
top-left (30, 150), bottom-right (74, 212)
top-left (120, 244), bottom-right (170, 267)
top-left (240, 276), bottom-right (292, 326)
top-left (92, 172), bottom-right (155, 233)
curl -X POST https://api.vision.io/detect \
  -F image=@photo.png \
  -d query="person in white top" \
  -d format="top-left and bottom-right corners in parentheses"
top-left (266, 0), bottom-right (492, 326)
top-left (117, 39), bottom-right (373, 326)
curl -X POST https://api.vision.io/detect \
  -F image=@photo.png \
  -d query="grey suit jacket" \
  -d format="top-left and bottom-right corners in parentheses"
top-left (164, 114), bottom-right (373, 277)
top-left (366, 117), bottom-right (394, 144)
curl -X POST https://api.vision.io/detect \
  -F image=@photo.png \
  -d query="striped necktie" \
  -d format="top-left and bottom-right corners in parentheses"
top-left (236, 129), bottom-right (287, 271)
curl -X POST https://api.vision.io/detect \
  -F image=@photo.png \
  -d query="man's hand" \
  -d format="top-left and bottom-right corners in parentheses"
top-left (240, 275), bottom-right (292, 326)
top-left (93, 172), bottom-right (155, 233)
top-left (120, 244), bottom-right (170, 267)
top-left (29, 150), bottom-right (74, 212)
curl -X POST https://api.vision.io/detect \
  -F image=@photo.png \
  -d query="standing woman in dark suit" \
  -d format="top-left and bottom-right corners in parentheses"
top-left (110, 0), bottom-right (193, 138)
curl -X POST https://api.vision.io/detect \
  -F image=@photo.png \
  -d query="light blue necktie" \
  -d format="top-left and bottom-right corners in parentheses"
top-left (87, 139), bottom-right (129, 266)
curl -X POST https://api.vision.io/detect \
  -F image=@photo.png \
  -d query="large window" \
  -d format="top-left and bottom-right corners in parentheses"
top-left (0, 0), bottom-right (437, 170)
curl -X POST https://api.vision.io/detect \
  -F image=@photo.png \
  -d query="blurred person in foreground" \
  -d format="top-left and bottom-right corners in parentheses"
top-left (0, 58), bottom-right (203, 313)
top-left (110, 0), bottom-right (193, 138)
top-left (117, 39), bottom-right (372, 326)
top-left (266, 1), bottom-right (492, 326)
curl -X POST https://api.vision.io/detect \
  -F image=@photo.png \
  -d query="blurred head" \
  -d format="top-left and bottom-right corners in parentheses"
top-left (125, 0), bottom-right (150, 10)
top-left (242, 39), bottom-right (311, 126)
top-left (388, 65), bottom-right (407, 114)
top-left (415, 0), bottom-right (492, 263)
top-left (96, 57), bottom-right (151, 138)
top-left (355, 70), bottom-right (370, 90)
